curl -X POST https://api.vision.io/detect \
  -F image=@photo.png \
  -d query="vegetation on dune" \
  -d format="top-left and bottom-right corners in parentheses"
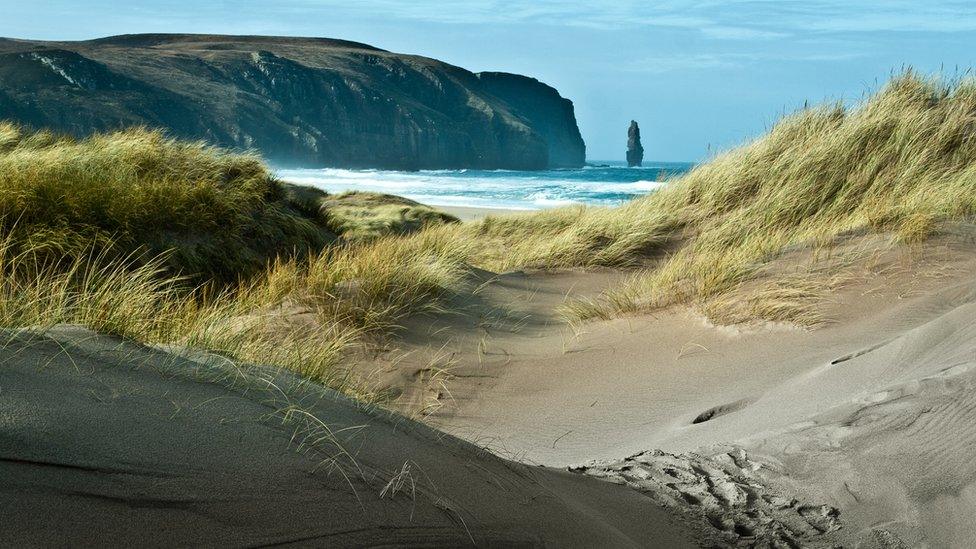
top-left (5, 70), bottom-right (976, 404)
top-left (0, 123), bottom-right (463, 402)
top-left (318, 191), bottom-right (459, 240)
top-left (0, 228), bottom-right (469, 401)
top-left (0, 123), bottom-right (338, 283)
top-left (451, 71), bottom-right (976, 325)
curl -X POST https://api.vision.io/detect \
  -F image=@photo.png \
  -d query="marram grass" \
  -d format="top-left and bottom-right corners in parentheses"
top-left (450, 71), bottom-right (976, 325)
top-left (0, 231), bottom-right (470, 402)
top-left (0, 123), bottom-right (333, 283)
top-left (3, 70), bottom-right (976, 403)
top-left (0, 124), bottom-right (468, 401)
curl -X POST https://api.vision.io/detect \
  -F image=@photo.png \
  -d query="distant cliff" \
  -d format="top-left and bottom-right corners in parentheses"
top-left (477, 72), bottom-right (585, 168)
top-left (0, 34), bottom-right (586, 170)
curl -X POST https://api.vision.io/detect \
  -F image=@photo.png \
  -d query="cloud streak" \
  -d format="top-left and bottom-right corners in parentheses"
top-left (287, 0), bottom-right (976, 37)
top-left (26, 1), bottom-right (976, 42)
top-left (625, 51), bottom-right (869, 74)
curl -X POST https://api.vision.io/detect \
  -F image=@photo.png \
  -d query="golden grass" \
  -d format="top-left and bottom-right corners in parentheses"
top-left (5, 69), bottom-right (976, 406)
top-left (0, 124), bottom-right (469, 400)
top-left (0, 123), bottom-right (333, 283)
top-left (0, 230), bottom-right (470, 401)
top-left (449, 71), bottom-right (976, 325)
top-left (320, 191), bottom-right (459, 240)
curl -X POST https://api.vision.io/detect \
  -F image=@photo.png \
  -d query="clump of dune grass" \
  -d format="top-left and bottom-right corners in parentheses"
top-left (451, 71), bottom-right (976, 325)
top-left (0, 123), bottom-right (334, 283)
top-left (446, 202), bottom-right (676, 271)
top-left (319, 191), bottom-right (459, 240)
top-left (0, 227), bottom-right (470, 401)
top-left (0, 123), bottom-right (471, 400)
top-left (0, 234), bottom-right (355, 391)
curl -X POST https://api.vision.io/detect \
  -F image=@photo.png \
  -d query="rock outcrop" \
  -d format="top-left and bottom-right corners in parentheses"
top-left (626, 120), bottom-right (644, 167)
top-left (476, 72), bottom-right (585, 168)
top-left (0, 34), bottom-right (586, 170)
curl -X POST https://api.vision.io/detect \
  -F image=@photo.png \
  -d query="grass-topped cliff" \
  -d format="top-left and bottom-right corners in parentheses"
top-left (0, 34), bottom-right (585, 170)
top-left (5, 71), bottom-right (976, 402)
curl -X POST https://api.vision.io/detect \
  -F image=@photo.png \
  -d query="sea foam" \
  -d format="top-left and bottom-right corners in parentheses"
top-left (276, 161), bottom-right (692, 210)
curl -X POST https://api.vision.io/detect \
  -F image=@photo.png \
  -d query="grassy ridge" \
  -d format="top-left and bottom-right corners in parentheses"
top-left (320, 191), bottom-right (459, 240)
top-left (0, 123), bottom-right (339, 283)
top-left (5, 71), bottom-right (976, 403)
top-left (449, 72), bottom-right (976, 324)
top-left (0, 123), bottom-right (466, 401)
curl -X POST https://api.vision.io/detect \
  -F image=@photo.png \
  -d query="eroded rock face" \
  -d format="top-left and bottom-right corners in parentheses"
top-left (477, 72), bottom-right (585, 168)
top-left (627, 120), bottom-right (644, 167)
top-left (0, 34), bottom-right (586, 170)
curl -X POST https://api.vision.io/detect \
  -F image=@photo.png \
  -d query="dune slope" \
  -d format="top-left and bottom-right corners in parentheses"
top-left (0, 325), bottom-right (698, 547)
top-left (364, 224), bottom-right (976, 547)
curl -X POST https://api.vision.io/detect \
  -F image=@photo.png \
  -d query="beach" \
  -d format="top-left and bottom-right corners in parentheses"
top-left (356, 223), bottom-right (976, 547)
top-left (440, 204), bottom-right (526, 221)
top-left (3, 58), bottom-right (976, 547)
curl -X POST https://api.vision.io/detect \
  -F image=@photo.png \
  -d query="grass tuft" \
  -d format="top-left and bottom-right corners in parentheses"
top-left (458, 71), bottom-right (976, 325)
top-left (6, 69), bottom-right (976, 404)
top-left (0, 123), bottom-right (335, 283)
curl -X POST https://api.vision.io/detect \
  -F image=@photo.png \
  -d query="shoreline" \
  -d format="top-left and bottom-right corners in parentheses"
top-left (438, 204), bottom-right (530, 221)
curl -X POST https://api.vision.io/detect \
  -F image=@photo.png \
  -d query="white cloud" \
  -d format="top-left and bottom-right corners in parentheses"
top-left (285, 0), bottom-right (976, 36)
top-left (627, 50), bottom-right (868, 74)
top-left (699, 26), bottom-right (790, 40)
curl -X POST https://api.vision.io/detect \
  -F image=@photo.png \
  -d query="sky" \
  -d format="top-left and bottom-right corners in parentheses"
top-left (3, 1), bottom-right (976, 162)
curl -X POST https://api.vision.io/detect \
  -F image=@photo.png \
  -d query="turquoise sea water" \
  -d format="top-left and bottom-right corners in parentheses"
top-left (276, 160), bottom-right (695, 210)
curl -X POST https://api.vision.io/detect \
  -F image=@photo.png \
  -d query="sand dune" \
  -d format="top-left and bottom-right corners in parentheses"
top-left (0, 325), bottom-right (698, 547)
top-left (7, 225), bottom-right (976, 546)
top-left (360, 224), bottom-right (976, 546)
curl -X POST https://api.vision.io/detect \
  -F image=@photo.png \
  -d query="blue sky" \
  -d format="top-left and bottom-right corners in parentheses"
top-left (3, 1), bottom-right (975, 161)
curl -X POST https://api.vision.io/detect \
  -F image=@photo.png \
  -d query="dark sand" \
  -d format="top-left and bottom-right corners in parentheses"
top-left (0, 325), bottom-right (699, 547)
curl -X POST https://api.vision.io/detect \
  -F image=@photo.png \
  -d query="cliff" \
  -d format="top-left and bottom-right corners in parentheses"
top-left (0, 34), bottom-right (586, 170)
top-left (477, 72), bottom-right (585, 168)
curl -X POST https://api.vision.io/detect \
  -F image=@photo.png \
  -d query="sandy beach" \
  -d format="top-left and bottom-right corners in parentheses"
top-left (352, 223), bottom-right (976, 547)
top-left (439, 205), bottom-right (529, 221)
top-left (2, 24), bottom-right (974, 545)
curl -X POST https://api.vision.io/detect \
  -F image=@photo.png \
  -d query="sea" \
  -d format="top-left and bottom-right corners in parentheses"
top-left (275, 160), bottom-right (695, 211)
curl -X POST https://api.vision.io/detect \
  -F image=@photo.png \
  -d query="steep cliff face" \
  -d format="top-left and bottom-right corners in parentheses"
top-left (0, 34), bottom-right (586, 170)
top-left (476, 72), bottom-right (585, 168)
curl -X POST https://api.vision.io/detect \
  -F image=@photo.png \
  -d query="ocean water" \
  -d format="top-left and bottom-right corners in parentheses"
top-left (275, 160), bottom-right (695, 210)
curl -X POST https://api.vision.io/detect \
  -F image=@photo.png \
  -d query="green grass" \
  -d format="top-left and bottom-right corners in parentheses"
top-left (0, 229), bottom-right (470, 401)
top-left (0, 123), bottom-right (338, 283)
top-left (319, 191), bottom-right (459, 240)
top-left (0, 124), bottom-right (458, 284)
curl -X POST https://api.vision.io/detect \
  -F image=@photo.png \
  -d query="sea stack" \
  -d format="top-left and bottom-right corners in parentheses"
top-left (627, 120), bottom-right (644, 167)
